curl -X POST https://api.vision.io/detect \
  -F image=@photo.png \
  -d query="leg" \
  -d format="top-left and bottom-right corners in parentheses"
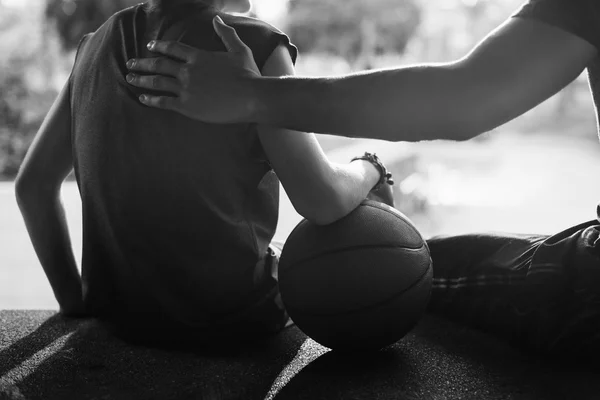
top-left (426, 221), bottom-right (600, 359)
top-left (427, 232), bottom-right (547, 348)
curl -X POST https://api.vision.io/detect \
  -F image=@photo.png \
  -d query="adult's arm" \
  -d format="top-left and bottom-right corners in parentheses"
top-left (14, 81), bottom-right (85, 317)
top-left (126, 15), bottom-right (596, 141)
top-left (257, 44), bottom-right (382, 225)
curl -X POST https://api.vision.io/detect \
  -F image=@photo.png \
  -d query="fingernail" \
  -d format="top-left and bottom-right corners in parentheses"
top-left (147, 41), bottom-right (155, 50)
top-left (126, 74), bottom-right (134, 83)
top-left (126, 59), bottom-right (135, 69)
top-left (139, 95), bottom-right (147, 102)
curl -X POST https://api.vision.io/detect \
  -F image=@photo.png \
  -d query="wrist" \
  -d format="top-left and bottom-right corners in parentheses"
top-left (351, 152), bottom-right (394, 191)
top-left (355, 159), bottom-right (381, 188)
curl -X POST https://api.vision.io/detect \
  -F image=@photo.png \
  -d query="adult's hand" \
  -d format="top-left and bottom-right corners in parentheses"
top-left (126, 16), bottom-right (261, 123)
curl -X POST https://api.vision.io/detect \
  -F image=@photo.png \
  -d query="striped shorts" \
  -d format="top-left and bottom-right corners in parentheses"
top-left (427, 220), bottom-right (600, 360)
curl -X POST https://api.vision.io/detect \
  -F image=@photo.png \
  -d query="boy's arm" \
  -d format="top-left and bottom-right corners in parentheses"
top-left (257, 45), bottom-right (382, 225)
top-left (126, 16), bottom-right (596, 141)
top-left (15, 80), bottom-right (85, 317)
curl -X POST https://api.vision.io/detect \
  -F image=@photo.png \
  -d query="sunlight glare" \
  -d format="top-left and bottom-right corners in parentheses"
top-left (253, 0), bottom-right (289, 23)
top-left (2, 0), bottom-right (29, 8)
top-left (0, 332), bottom-right (74, 387)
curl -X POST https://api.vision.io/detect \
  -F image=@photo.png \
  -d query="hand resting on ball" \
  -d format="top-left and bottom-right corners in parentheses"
top-left (366, 181), bottom-right (395, 208)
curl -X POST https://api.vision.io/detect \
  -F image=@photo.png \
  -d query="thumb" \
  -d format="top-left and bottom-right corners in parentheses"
top-left (213, 15), bottom-right (248, 53)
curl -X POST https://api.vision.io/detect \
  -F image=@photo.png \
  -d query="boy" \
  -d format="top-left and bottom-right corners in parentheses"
top-left (15, 0), bottom-right (393, 348)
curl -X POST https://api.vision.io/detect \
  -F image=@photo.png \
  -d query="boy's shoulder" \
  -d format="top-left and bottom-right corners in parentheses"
top-left (222, 14), bottom-right (287, 36)
top-left (82, 3), bottom-right (143, 40)
top-left (99, 3), bottom-right (141, 26)
top-left (220, 14), bottom-right (298, 65)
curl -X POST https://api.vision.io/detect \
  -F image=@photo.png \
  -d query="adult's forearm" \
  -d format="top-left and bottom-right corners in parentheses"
top-left (252, 63), bottom-right (491, 142)
top-left (16, 189), bottom-right (82, 309)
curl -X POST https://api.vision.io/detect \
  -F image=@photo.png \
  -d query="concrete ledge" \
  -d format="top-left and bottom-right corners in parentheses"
top-left (1, 311), bottom-right (599, 399)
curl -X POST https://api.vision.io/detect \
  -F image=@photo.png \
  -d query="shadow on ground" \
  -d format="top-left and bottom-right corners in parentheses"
top-left (1, 311), bottom-right (599, 400)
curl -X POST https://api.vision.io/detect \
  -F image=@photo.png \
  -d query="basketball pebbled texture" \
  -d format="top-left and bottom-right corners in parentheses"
top-left (278, 200), bottom-right (433, 351)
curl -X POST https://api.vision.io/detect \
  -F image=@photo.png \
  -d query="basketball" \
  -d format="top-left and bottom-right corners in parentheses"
top-left (278, 200), bottom-right (433, 351)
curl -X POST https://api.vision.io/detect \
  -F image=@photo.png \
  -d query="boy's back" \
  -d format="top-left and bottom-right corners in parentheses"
top-left (69, 3), bottom-right (296, 341)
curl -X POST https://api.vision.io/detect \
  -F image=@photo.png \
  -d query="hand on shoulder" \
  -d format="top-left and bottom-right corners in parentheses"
top-left (126, 16), bottom-right (261, 123)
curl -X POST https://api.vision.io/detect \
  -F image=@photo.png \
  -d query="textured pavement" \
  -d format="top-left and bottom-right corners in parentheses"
top-left (1, 311), bottom-right (600, 399)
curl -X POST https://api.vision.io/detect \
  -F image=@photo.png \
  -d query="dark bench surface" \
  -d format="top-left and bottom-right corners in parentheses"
top-left (1, 310), bottom-right (599, 400)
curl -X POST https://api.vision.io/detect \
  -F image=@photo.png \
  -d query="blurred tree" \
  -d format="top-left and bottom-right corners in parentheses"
top-left (45, 0), bottom-right (140, 50)
top-left (286, 0), bottom-right (421, 68)
top-left (0, 3), bottom-right (55, 179)
top-left (0, 72), bottom-right (30, 178)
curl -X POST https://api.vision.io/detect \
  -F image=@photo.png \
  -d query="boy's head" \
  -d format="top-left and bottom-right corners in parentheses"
top-left (149, 0), bottom-right (251, 14)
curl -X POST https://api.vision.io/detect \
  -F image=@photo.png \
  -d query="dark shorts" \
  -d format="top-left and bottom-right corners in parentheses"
top-left (427, 220), bottom-right (600, 360)
top-left (105, 244), bottom-right (290, 350)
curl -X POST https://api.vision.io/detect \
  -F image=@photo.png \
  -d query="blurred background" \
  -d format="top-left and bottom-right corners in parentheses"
top-left (2, 0), bottom-right (600, 309)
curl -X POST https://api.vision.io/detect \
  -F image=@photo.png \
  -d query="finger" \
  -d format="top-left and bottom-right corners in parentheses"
top-left (126, 74), bottom-right (181, 95)
top-left (139, 94), bottom-right (180, 111)
top-left (146, 40), bottom-right (199, 62)
top-left (126, 57), bottom-right (182, 77)
top-left (213, 15), bottom-right (250, 53)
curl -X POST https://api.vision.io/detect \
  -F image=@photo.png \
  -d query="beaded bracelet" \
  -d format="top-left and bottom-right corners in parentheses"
top-left (351, 152), bottom-right (394, 191)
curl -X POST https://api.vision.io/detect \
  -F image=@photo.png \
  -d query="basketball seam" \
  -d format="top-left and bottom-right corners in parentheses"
top-left (283, 260), bottom-right (433, 317)
top-left (280, 243), bottom-right (428, 273)
top-left (363, 202), bottom-right (425, 243)
top-left (285, 201), bottom-right (425, 248)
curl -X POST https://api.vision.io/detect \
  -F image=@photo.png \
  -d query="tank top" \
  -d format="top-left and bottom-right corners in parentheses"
top-left (69, 3), bottom-right (297, 338)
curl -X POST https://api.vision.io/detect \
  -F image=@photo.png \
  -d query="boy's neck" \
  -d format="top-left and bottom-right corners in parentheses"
top-left (151, 0), bottom-right (224, 11)
top-left (194, 0), bottom-right (223, 9)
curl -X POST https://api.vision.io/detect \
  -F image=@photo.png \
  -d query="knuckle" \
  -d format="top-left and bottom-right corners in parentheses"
top-left (151, 76), bottom-right (159, 89)
top-left (179, 91), bottom-right (188, 103)
top-left (157, 97), bottom-right (171, 109)
top-left (178, 66), bottom-right (190, 85)
top-left (239, 45), bottom-right (251, 56)
top-left (151, 58), bottom-right (160, 72)
top-left (169, 78), bottom-right (180, 94)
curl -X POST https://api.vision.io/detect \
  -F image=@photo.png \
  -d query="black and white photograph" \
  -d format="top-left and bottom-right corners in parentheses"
top-left (1, 0), bottom-right (600, 398)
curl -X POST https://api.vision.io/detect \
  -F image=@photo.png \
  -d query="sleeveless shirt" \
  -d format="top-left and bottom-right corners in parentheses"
top-left (69, 3), bottom-right (297, 336)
